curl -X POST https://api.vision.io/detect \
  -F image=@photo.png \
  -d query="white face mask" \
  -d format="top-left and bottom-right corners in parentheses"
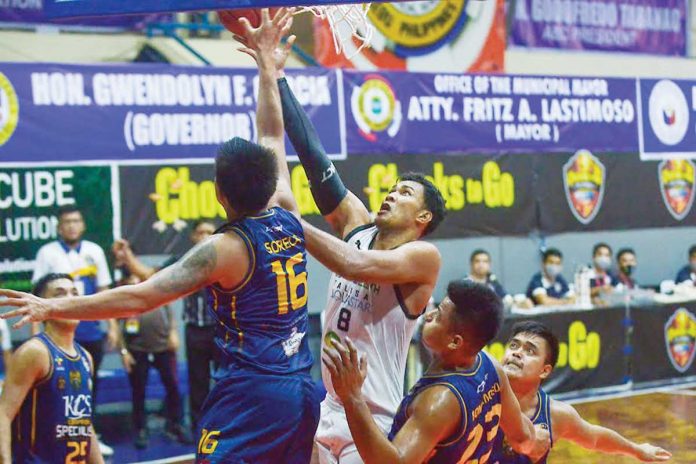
top-left (594, 256), bottom-right (612, 271)
top-left (545, 264), bottom-right (562, 278)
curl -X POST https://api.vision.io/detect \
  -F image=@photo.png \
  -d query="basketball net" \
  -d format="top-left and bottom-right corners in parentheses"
top-left (293, 3), bottom-right (373, 58)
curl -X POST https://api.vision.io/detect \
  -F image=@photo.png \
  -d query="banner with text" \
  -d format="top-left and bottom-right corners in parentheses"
top-left (343, 71), bottom-right (638, 155)
top-left (118, 154), bottom-right (536, 254)
top-left (0, 63), bottom-right (343, 163)
top-left (510, 0), bottom-right (687, 56)
top-left (0, 5), bottom-right (170, 29)
top-left (0, 166), bottom-right (114, 291)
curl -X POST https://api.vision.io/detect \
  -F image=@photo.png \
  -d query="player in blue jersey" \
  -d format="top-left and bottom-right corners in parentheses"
top-left (322, 280), bottom-right (549, 464)
top-left (0, 9), bottom-right (320, 463)
top-left (0, 274), bottom-right (103, 464)
top-left (493, 321), bottom-right (671, 463)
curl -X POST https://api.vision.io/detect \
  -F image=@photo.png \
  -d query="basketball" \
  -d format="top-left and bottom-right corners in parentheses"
top-left (218, 8), bottom-right (280, 37)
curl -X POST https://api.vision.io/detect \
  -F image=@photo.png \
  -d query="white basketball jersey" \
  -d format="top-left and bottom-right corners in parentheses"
top-left (321, 224), bottom-right (420, 418)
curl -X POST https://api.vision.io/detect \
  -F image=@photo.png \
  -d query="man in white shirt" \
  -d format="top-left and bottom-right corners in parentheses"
top-left (31, 205), bottom-right (116, 456)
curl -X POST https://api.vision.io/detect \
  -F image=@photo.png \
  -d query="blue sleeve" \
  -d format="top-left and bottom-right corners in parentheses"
top-left (526, 274), bottom-right (540, 299)
top-left (675, 266), bottom-right (690, 284)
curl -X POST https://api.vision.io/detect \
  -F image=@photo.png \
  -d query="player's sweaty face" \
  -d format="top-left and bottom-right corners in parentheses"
top-left (376, 181), bottom-right (426, 228)
top-left (43, 279), bottom-right (80, 326)
top-left (421, 297), bottom-right (456, 352)
top-left (503, 333), bottom-right (549, 380)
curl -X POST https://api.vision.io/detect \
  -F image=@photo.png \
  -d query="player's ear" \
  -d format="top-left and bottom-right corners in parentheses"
top-left (416, 209), bottom-right (432, 228)
top-left (448, 334), bottom-right (464, 350)
top-left (539, 363), bottom-right (553, 380)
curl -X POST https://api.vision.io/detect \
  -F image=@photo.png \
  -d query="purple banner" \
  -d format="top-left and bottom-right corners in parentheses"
top-left (344, 71), bottom-right (639, 155)
top-left (0, 5), bottom-right (170, 29)
top-left (0, 62), bottom-right (344, 163)
top-left (511, 0), bottom-right (687, 56)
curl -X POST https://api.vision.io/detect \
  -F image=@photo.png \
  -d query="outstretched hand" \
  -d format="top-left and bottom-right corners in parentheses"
top-left (0, 289), bottom-right (53, 329)
top-left (235, 8), bottom-right (296, 72)
top-left (322, 338), bottom-right (368, 403)
top-left (635, 443), bottom-right (672, 462)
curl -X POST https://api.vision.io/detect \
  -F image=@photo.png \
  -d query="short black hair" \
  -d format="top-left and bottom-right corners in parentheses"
top-left (399, 172), bottom-right (446, 236)
top-left (542, 248), bottom-right (562, 262)
top-left (617, 247), bottom-right (635, 261)
top-left (592, 242), bottom-right (612, 256)
top-left (57, 205), bottom-right (81, 220)
top-left (33, 273), bottom-right (73, 297)
top-left (215, 137), bottom-right (278, 216)
top-left (509, 321), bottom-right (559, 367)
top-left (688, 245), bottom-right (696, 257)
top-left (470, 249), bottom-right (490, 263)
top-left (447, 279), bottom-right (503, 351)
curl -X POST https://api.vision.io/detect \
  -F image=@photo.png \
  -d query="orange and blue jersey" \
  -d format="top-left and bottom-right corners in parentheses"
top-left (389, 352), bottom-right (502, 463)
top-left (196, 207), bottom-right (319, 464)
top-left (12, 333), bottom-right (94, 464)
top-left (491, 388), bottom-right (553, 464)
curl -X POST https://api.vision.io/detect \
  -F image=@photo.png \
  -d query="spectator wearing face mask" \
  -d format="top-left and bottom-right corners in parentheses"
top-left (588, 242), bottom-right (619, 305)
top-left (526, 248), bottom-right (575, 307)
top-left (675, 245), bottom-right (696, 286)
top-left (616, 248), bottom-right (639, 291)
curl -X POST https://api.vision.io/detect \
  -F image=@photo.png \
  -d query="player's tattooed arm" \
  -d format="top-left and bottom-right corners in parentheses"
top-left (0, 234), bottom-right (248, 327)
top-left (0, 340), bottom-right (49, 462)
top-left (551, 400), bottom-right (671, 462)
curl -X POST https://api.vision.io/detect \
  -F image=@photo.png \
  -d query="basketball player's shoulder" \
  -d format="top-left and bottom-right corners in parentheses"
top-left (548, 398), bottom-right (581, 437)
top-left (411, 382), bottom-right (461, 420)
top-left (11, 338), bottom-right (51, 375)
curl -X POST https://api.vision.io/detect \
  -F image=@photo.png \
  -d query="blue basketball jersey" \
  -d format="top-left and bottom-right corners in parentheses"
top-left (491, 388), bottom-right (554, 464)
top-left (388, 352), bottom-right (502, 464)
top-left (207, 207), bottom-right (313, 376)
top-left (12, 332), bottom-right (94, 464)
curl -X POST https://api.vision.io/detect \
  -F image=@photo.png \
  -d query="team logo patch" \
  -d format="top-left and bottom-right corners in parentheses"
top-left (659, 159), bottom-right (695, 221)
top-left (69, 370), bottom-right (82, 389)
top-left (58, 377), bottom-right (66, 390)
top-left (367, 1), bottom-right (468, 57)
top-left (665, 307), bottom-right (696, 373)
top-left (563, 149), bottom-right (606, 224)
top-left (351, 75), bottom-right (402, 142)
top-left (648, 80), bottom-right (689, 147)
top-left (0, 72), bottom-right (19, 147)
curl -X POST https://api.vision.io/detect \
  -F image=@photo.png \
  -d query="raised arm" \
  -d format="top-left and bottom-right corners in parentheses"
top-left (0, 233), bottom-right (249, 328)
top-left (491, 355), bottom-right (548, 460)
top-left (552, 400), bottom-right (671, 462)
top-left (278, 63), bottom-right (370, 237)
top-left (238, 8), bottom-right (298, 216)
top-left (323, 339), bottom-right (460, 464)
top-left (0, 340), bottom-right (49, 463)
top-left (301, 219), bottom-right (440, 286)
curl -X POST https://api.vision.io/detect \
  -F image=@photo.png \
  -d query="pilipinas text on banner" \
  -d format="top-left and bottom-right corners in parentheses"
top-left (43, 0), bottom-right (399, 18)
top-left (638, 78), bottom-right (696, 160)
top-left (0, 63), bottom-right (343, 163)
top-left (315, 0), bottom-right (506, 74)
top-left (344, 71), bottom-right (638, 155)
top-left (0, 166), bottom-right (114, 292)
top-left (510, 0), bottom-right (687, 56)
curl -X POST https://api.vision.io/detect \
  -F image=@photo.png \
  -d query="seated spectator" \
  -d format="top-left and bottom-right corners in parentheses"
top-left (616, 248), bottom-right (638, 291)
top-left (675, 245), bottom-right (696, 286)
top-left (526, 248), bottom-right (575, 307)
top-left (587, 242), bottom-right (618, 305)
top-left (465, 249), bottom-right (513, 307)
top-left (116, 273), bottom-right (191, 449)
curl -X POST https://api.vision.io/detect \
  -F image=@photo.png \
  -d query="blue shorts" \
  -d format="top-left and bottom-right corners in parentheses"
top-left (196, 369), bottom-right (320, 464)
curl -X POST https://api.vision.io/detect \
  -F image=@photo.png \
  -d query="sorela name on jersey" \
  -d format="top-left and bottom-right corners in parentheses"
top-left (264, 234), bottom-right (302, 254)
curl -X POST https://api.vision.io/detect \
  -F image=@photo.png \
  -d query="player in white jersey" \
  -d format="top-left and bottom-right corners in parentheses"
top-left (276, 52), bottom-right (446, 462)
